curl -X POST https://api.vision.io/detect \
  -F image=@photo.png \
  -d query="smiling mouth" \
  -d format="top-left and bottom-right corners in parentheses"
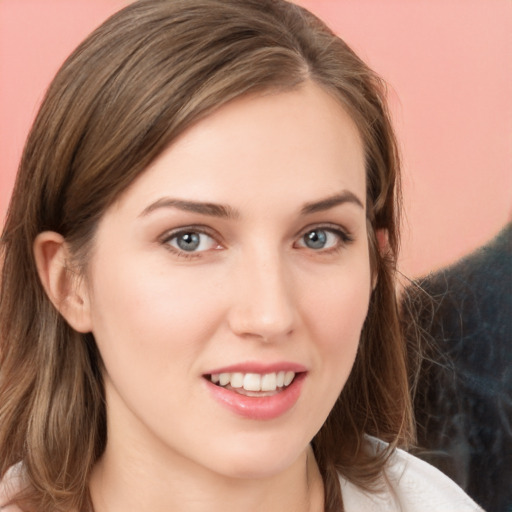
top-left (206, 371), bottom-right (297, 396)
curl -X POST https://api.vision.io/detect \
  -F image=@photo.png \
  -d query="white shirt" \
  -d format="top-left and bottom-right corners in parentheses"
top-left (340, 442), bottom-right (484, 511)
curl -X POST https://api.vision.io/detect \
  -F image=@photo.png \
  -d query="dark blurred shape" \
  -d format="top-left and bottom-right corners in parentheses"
top-left (402, 223), bottom-right (511, 512)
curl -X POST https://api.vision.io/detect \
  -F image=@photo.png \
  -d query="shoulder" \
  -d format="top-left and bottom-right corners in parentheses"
top-left (339, 438), bottom-right (485, 512)
top-left (0, 464), bottom-right (24, 511)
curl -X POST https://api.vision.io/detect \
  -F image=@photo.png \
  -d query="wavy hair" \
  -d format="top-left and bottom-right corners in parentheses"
top-left (0, 1), bottom-right (411, 510)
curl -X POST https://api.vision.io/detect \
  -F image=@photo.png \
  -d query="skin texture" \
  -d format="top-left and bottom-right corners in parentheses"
top-left (35, 81), bottom-right (371, 512)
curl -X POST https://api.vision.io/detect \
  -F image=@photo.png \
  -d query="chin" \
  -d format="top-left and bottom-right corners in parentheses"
top-left (202, 433), bottom-right (311, 481)
top-left (216, 457), bottom-right (300, 481)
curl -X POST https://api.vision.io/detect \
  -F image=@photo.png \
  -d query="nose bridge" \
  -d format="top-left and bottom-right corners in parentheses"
top-left (228, 243), bottom-right (296, 340)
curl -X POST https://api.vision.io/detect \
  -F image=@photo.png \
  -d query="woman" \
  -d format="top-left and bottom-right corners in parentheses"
top-left (0, 0), bottom-right (483, 510)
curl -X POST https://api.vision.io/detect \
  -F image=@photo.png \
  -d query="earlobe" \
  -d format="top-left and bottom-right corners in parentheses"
top-left (372, 229), bottom-right (390, 291)
top-left (375, 229), bottom-right (389, 254)
top-left (33, 231), bottom-right (92, 333)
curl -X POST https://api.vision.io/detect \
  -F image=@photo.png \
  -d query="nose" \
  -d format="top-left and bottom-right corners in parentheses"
top-left (227, 249), bottom-right (296, 342)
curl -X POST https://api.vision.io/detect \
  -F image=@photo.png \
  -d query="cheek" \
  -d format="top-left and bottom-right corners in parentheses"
top-left (306, 262), bottom-right (371, 347)
top-left (302, 254), bottom-right (372, 392)
top-left (87, 254), bottom-right (225, 382)
top-left (319, 291), bottom-right (369, 383)
top-left (292, 257), bottom-right (371, 441)
top-left (85, 256), bottom-right (231, 440)
top-left (321, 285), bottom-right (369, 334)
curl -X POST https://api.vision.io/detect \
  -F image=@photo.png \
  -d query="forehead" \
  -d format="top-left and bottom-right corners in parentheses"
top-left (111, 80), bottom-right (366, 218)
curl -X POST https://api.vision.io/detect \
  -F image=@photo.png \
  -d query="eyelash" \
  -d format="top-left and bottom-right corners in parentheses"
top-left (160, 225), bottom-right (221, 260)
top-left (295, 225), bottom-right (354, 254)
top-left (160, 224), bottom-right (354, 259)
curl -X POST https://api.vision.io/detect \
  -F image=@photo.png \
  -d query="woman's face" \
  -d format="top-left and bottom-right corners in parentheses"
top-left (84, 81), bottom-right (371, 480)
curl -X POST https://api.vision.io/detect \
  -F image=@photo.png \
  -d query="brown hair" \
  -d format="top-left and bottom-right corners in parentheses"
top-left (0, 1), bottom-right (412, 510)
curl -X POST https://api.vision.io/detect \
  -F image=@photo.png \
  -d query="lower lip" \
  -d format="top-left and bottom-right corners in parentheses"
top-left (204, 373), bottom-right (306, 420)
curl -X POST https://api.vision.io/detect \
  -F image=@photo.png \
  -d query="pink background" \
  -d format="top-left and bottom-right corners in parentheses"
top-left (1, 0), bottom-right (511, 277)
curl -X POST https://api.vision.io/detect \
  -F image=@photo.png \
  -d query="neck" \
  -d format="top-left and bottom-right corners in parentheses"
top-left (89, 443), bottom-right (324, 512)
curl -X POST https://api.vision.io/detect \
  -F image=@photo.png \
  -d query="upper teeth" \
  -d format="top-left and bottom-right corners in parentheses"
top-left (210, 371), bottom-right (295, 392)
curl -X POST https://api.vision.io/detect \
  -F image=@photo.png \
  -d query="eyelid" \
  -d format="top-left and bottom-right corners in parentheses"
top-left (160, 223), bottom-right (221, 240)
top-left (293, 223), bottom-right (354, 252)
top-left (295, 222), bottom-right (353, 241)
top-left (159, 225), bottom-right (224, 257)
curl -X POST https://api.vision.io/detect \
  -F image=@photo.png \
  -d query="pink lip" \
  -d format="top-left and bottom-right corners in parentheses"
top-left (205, 361), bottom-right (307, 375)
top-left (204, 371), bottom-right (306, 421)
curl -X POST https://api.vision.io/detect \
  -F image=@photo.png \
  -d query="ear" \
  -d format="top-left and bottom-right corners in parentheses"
top-left (33, 231), bottom-right (92, 333)
top-left (371, 229), bottom-right (390, 291)
top-left (375, 229), bottom-right (389, 254)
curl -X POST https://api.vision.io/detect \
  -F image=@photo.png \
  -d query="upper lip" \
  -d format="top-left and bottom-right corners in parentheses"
top-left (204, 361), bottom-right (307, 375)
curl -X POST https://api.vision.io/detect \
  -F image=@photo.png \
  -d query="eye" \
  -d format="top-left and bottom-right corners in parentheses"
top-left (164, 230), bottom-right (219, 254)
top-left (297, 227), bottom-right (350, 251)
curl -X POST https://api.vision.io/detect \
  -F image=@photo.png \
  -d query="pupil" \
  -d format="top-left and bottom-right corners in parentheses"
top-left (305, 230), bottom-right (327, 249)
top-left (177, 232), bottom-right (200, 251)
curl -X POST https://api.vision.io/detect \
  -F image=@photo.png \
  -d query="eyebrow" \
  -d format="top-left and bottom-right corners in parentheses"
top-left (139, 190), bottom-right (364, 219)
top-left (300, 191), bottom-right (364, 214)
top-left (139, 198), bottom-right (239, 219)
